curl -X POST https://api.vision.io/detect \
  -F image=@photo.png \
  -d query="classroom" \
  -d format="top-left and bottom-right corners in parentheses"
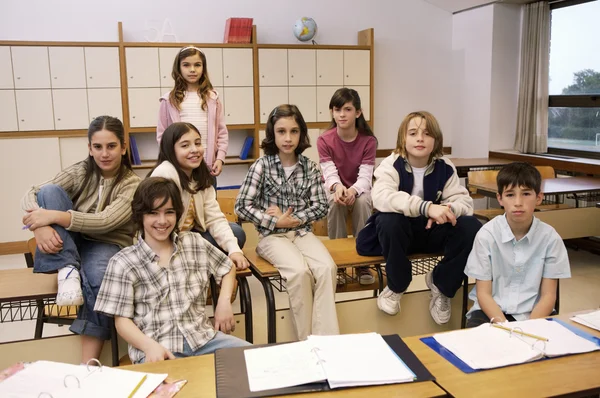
top-left (1, 0), bottom-right (599, 396)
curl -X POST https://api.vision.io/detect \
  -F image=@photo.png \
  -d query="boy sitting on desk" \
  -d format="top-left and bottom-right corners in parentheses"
top-left (95, 177), bottom-right (250, 364)
top-left (465, 162), bottom-right (571, 328)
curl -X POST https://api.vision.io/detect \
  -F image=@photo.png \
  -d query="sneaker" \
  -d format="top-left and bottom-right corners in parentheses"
top-left (357, 267), bottom-right (375, 285)
top-left (56, 266), bottom-right (84, 307)
top-left (337, 269), bottom-right (346, 286)
top-left (425, 271), bottom-right (451, 325)
top-left (377, 286), bottom-right (403, 315)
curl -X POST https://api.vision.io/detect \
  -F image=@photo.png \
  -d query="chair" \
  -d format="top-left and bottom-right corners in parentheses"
top-left (467, 170), bottom-right (499, 212)
top-left (535, 165), bottom-right (556, 179)
top-left (25, 238), bottom-right (120, 366)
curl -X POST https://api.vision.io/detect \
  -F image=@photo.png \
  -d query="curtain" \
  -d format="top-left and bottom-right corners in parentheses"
top-left (514, 1), bottom-right (550, 153)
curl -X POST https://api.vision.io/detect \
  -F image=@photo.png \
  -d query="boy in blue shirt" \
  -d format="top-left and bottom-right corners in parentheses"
top-left (465, 162), bottom-right (571, 327)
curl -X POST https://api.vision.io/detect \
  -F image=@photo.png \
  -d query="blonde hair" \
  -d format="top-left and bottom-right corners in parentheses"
top-left (394, 111), bottom-right (444, 164)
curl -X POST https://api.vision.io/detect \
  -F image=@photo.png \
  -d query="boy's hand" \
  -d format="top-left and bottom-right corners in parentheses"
top-left (266, 205), bottom-right (283, 218)
top-left (426, 204), bottom-right (456, 229)
top-left (333, 184), bottom-right (348, 205)
top-left (274, 207), bottom-right (301, 228)
top-left (33, 226), bottom-right (63, 254)
top-left (229, 252), bottom-right (249, 270)
top-left (143, 341), bottom-right (176, 363)
top-left (214, 302), bottom-right (236, 334)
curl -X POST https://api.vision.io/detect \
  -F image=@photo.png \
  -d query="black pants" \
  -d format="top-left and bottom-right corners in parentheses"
top-left (375, 213), bottom-right (481, 298)
top-left (466, 309), bottom-right (558, 328)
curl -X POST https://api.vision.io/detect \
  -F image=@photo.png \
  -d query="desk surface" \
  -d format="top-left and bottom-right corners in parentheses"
top-left (0, 268), bottom-right (57, 302)
top-left (470, 176), bottom-right (600, 196)
top-left (449, 157), bottom-right (513, 168)
top-left (121, 351), bottom-right (447, 398)
top-left (404, 315), bottom-right (600, 398)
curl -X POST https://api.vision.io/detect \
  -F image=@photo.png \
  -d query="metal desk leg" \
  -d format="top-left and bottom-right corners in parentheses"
top-left (258, 277), bottom-right (277, 343)
top-left (34, 299), bottom-right (45, 339)
top-left (110, 320), bottom-right (119, 366)
top-left (237, 276), bottom-right (253, 343)
top-left (461, 275), bottom-right (469, 329)
top-left (376, 264), bottom-right (384, 294)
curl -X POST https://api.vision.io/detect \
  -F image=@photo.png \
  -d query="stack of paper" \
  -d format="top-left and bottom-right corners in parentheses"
top-left (572, 310), bottom-right (600, 332)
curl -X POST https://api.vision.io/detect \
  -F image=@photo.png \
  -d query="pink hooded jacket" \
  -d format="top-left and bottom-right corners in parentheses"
top-left (157, 90), bottom-right (229, 169)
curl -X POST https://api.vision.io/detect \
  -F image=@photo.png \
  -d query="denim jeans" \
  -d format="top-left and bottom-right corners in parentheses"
top-left (200, 222), bottom-right (246, 251)
top-left (33, 184), bottom-right (120, 340)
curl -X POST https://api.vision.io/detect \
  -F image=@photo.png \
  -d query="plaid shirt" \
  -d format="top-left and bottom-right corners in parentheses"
top-left (235, 154), bottom-right (328, 237)
top-left (94, 231), bottom-right (232, 364)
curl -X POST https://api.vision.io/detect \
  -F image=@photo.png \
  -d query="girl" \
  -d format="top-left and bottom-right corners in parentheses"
top-left (363, 111), bottom-right (481, 324)
top-left (235, 105), bottom-right (339, 341)
top-left (317, 88), bottom-right (377, 285)
top-left (150, 122), bottom-right (248, 270)
top-left (157, 46), bottom-right (228, 179)
top-left (21, 115), bottom-right (141, 362)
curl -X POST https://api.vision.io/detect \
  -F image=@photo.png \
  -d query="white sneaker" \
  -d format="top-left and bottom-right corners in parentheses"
top-left (377, 286), bottom-right (403, 315)
top-left (425, 271), bottom-right (451, 325)
top-left (56, 266), bottom-right (84, 306)
top-left (357, 267), bottom-right (375, 285)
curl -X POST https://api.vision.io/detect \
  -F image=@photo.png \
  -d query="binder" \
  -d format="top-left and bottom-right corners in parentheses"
top-left (130, 135), bottom-right (141, 165)
top-left (215, 334), bottom-right (435, 398)
top-left (239, 136), bottom-right (254, 160)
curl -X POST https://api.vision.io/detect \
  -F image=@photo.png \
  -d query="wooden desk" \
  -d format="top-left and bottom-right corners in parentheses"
top-left (121, 352), bottom-right (447, 398)
top-left (0, 268), bottom-right (57, 303)
top-left (469, 176), bottom-right (600, 198)
top-left (448, 157), bottom-right (512, 178)
top-left (404, 316), bottom-right (600, 397)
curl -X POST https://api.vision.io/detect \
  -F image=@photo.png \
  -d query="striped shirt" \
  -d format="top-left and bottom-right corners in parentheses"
top-left (180, 92), bottom-right (209, 151)
top-left (235, 154), bottom-right (328, 237)
top-left (94, 231), bottom-right (233, 364)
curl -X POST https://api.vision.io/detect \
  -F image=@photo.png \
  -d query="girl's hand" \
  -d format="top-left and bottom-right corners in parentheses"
top-left (229, 252), bottom-right (249, 270)
top-left (344, 187), bottom-right (358, 206)
top-left (426, 204), bottom-right (456, 229)
top-left (23, 209), bottom-right (56, 231)
top-left (143, 341), bottom-right (176, 363)
top-left (33, 226), bottom-right (63, 254)
top-left (333, 184), bottom-right (348, 205)
top-left (275, 207), bottom-right (301, 228)
top-left (211, 160), bottom-right (224, 176)
top-left (214, 302), bottom-right (236, 334)
top-left (265, 205), bottom-right (283, 218)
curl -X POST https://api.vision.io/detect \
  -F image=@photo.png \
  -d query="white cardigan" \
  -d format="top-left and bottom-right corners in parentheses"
top-left (151, 161), bottom-right (242, 255)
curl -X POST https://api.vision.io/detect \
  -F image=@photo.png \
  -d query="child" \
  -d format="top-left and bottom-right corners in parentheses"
top-left (21, 116), bottom-right (141, 362)
top-left (235, 105), bottom-right (339, 340)
top-left (317, 88), bottom-right (377, 285)
top-left (95, 177), bottom-right (250, 364)
top-left (465, 163), bottom-right (570, 327)
top-left (365, 111), bottom-right (481, 324)
top-left (150, 122), bottom-right (248, 270)
top-left (157, 46), bottom-right (227, 179)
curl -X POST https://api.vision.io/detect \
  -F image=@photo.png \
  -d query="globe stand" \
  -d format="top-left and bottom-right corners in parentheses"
top-left (311, 39), bottom-right (318, 45)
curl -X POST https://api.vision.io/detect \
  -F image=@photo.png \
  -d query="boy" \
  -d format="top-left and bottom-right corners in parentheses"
top-left (465, 162), bottom-right (571, 327)
top-left (95, 177), bottom-right (250, 364)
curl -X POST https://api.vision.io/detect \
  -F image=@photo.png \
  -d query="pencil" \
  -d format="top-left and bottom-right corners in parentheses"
top-left (491, 323), bottom-right (549, 341)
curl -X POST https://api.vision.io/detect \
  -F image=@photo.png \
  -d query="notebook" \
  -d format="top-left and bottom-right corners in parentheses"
top-left (572, 310), bottom-right (600, 332)
top-left (430, 318), bottom-right (600, 371)
top-left (0, 360), bottom-right (166, 398)
top-left (214, 333), bottom-right (433, 398)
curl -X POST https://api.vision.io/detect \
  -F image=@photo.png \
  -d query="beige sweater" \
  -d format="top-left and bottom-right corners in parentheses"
top-left (21, 161), bottom-right (141, 248)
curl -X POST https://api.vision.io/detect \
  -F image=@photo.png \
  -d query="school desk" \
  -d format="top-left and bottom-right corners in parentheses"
top-left (120, 351), bottom-right (447, 398)
top-left (403, 314), bottom-right (600, 398)
top-left (448, 157), bottom-right (513, 178)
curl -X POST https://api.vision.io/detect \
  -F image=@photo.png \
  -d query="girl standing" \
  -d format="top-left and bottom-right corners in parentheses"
top-left (157, 46), bottom-right (228, 179)
top-left (150, 122), bottom-right (248, 269)
top-left (235, 105), bottom-right (339, 340)
top-left (21, 116), bottom-right (140, 362)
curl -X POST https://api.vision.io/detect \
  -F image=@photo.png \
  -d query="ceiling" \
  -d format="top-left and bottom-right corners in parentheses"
top-left (423, 0), bottom-right (536, 13)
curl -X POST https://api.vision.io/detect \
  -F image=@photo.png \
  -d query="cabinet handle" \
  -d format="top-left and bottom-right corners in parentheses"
top-left (57, 118), bottom-right (61, 121)
top-left (346, 75), bottom-right (349, 77)
top-left (318, 75), bottom-right (321, 78)
top-left (21, 119), bottom-right (24, 122)
top-left (290, 75), bottom-right (294, 78)
top-left (227, 113), bottom-right (230, 116)
top-left (89, 76), bottom-right (93, 79)
top-left (17, 77), bottom-right (21, 80)
top-left (130, 76), bottom-right (134, 79)
top-left (226, 75), bottom-right (229, 78)
top-left (132, 116), bottom-right (136, 118)
top-left (54, 77), bottom-right (57, 79)
top-left (261, 75), bottom-right (264, 78)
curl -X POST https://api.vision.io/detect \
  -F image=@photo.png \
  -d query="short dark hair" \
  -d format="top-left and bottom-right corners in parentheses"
top-left (131, 177), bottom-right (184, 235)
top-left (497, 162), bottom-right (542, 195)
top-left (261, 104), bottom-right (311, 156)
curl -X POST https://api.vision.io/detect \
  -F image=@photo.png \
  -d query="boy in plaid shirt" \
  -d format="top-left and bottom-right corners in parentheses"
top-left (95, 177), bottom-right (250, 364)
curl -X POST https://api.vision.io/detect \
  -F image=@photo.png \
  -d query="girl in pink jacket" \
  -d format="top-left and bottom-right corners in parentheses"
top-left (157, 46), bottom-right (228, 178)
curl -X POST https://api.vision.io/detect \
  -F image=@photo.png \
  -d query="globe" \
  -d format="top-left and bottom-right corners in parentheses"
top-left (293, 17), bottom-right (317, 42)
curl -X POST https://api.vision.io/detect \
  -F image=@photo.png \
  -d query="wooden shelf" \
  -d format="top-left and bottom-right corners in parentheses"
top-left (225, 158), bottom-right (255, 165)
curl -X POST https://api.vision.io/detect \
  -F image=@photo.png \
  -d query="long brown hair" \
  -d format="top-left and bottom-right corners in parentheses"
top-left (72, 116), bottom-right (133, 207)
top-left (328, 88), bottom-right (374, 137)
top-left (261, 105), bottom-right (311, 156)
top-left (169, 47), bottom-right (213, 111)
top-left (395, 111), bottom-right (444, 164)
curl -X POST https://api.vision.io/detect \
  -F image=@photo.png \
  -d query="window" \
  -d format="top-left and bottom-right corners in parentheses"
top-left (548, 0), bottom-right (600, 156)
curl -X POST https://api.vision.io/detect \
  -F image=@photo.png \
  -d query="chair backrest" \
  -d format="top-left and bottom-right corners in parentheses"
top-left (467, 170), bottom-right (499, 193)
top-left (536, 165), bottom-right (556, 179)
top-left (24, 237), bottom-right (37, 268)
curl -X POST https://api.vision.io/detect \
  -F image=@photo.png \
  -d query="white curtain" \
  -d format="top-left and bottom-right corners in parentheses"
top-left (514, 1), bottom-right (550, 153)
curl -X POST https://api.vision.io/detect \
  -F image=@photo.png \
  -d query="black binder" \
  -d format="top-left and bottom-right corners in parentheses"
top-left (214, 334), bottom-right (435, 398)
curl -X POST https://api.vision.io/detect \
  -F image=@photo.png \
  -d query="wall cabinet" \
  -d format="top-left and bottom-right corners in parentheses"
top-left (11, 46), bottom-right (51, 89)
top-left (126, 48), bottom-right (160, 88)
top-left (223, 48), bottom-right (253, 87)
top-left (15, 90), bottom-right (54, 130)
top-left (0, 90), bottom-right (17, 131)
top-left (0, 47), bottom-right (14, 89)
top-left (49, 47), bottom-right (87, 89)
top-left (85, 47), bottom-right (120, 88)
top-left (53, 89), bottom-right (90, 130)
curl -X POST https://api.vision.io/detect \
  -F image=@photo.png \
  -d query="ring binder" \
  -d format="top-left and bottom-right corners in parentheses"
top-left (86, 358), bottom-right (103, 372)
top-left (63, 374), bottom-right (81, 388)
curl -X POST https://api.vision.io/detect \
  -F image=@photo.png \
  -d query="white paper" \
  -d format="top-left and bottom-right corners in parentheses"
top-left (131, 372), bottom-right (168, 398)
top-left (572, 310), bottom-right (600, 332)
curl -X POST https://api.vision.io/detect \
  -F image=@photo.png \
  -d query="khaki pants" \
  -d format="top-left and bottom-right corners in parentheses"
top-left (257, 231), bottom-right (339, 340)
top-left (326, 191), bottom-right (372, 239)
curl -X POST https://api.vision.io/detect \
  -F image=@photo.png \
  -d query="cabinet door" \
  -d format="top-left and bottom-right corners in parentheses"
top-left (316, 50), bottom-right (343, 87)
top-left (288, 49), bottom-right (316, 86)
top-left (49, 47), bottom-right (86, 88)
top-left (202, 48), bottom-right (224, 87)
top-left (125, 48), bottom-right (160, 88)
top-left (158, 47), bottom-right (179, 89)
top-left (0, 47), bottom-right (14, 89)
top-left (316, 86), bottom-right (338, 122)
top-left (128, 88), bottom-right (161, 127)
top-left (289, 86), bottom-right (317, 123)
top-left (53, 89), bottom-right (89, 130)
top-left (223, 49), bottom-right (253, 87)
top-left (0, 90), bottom-right (18, 131)
top-left (85, 47), bottom-right (121, 88)
top-left (15, 90), bottom-right (54, 130)
top-left (222, 87), bottom-right (254, 124)
top-left (258, 49), bottom-right (287, 87)
top-left (344, 50), bottom-right (370, 86)
top-left (346, 85), bottom-right (370, 121)
top-left (12, 46), bottom-right (51, 89)
top-left (259, 87), bottom-right (288, 124)
top-left (87, 88), bottom-right (123, 123)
